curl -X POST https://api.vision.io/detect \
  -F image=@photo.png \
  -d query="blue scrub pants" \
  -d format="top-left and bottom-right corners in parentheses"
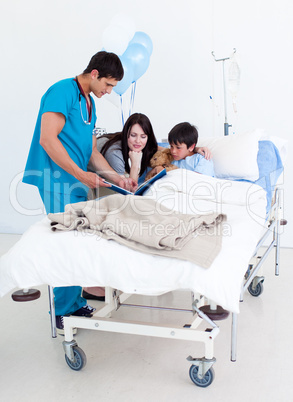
top-left (39, 190), bottom-right (88, 316)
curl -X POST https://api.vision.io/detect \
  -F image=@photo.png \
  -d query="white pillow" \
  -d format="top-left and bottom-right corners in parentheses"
top-left (197, 129), bottom-right (264, 181)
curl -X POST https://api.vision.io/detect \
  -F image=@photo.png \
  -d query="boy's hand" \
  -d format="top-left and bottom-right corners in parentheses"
top-left (146, 166), bottom-right (164, 180)
top-left (154, 166), bottom-right (164, 175)
top-left (196, 146), bottom-right (212, 160)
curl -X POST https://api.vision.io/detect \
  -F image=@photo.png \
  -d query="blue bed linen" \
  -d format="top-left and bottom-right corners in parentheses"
top-left (238, 141), bottom-right (283, 214)
top-left (157, 142), bottom-right (169, 147)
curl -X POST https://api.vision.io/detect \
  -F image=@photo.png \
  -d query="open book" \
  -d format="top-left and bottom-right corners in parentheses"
top-left (104, 168), bottom-right (167, 196)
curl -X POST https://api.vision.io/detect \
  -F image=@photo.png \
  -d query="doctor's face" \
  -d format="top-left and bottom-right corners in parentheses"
top-left (90, 73), bottom-right (118, 98)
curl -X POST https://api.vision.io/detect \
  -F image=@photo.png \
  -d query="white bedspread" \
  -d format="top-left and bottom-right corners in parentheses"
top-left (0, 170), bottom-right (267, 313)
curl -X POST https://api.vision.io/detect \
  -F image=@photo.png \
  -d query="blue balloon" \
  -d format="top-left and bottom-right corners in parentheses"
top-left (123, 43), bottom-right (150, 81)
top-left (114, 56), bottom-right (134, 96)
top-left (129, 31), bottom-right (153, 56)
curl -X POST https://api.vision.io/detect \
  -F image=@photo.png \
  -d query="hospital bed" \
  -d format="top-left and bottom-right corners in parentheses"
top-left (0, 129), bottom-right (287, 388)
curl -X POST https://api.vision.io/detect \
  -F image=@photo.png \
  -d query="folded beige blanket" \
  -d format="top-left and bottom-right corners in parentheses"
top-left (48, 194), bottom-right (226, 269)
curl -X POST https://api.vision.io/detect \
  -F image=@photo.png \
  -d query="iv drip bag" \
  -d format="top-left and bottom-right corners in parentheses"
top-left (228, 53), bottom-right (240, 97)
top-left (228, 52), bottom-right (240, 113)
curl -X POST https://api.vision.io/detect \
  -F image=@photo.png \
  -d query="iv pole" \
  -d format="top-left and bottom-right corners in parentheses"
top-left (211, 48), bottom-right (236, 136)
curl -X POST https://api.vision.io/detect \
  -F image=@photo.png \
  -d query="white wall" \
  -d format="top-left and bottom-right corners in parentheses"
top-left (0, 0), bottom-right (292, 247)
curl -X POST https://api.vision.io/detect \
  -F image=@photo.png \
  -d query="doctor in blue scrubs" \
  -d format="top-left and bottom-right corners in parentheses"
top-left (23, 51), bottom-right (136, 334)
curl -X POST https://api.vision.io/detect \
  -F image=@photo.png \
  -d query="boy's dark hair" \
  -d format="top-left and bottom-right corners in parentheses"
top-left (168, 122), bottom-right (198, 147)
top-left (83, 51), bottom-right (124, 81)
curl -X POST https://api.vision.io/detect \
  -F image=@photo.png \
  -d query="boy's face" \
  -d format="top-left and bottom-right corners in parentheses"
top-left (169, 142), bottom-right (195, 161)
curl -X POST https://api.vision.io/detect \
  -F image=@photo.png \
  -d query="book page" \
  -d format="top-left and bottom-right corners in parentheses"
top-left (103, 168), bottom-right (167, 196)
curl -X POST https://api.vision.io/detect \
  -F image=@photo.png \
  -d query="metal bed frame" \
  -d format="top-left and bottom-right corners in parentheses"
top-left (42, 186), bottom-right (285, 387)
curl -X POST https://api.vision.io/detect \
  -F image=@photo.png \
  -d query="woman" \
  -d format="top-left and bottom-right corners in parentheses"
top-left (83, 113), bottom-right (211, 302)
top-left (100, 113), bottom-right (158, 184)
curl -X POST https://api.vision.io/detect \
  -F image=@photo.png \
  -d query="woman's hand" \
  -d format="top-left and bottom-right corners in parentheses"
top-left (195, 146), bottom-right (212, 160)
top-left (129, 150), bottom-right (143, 167)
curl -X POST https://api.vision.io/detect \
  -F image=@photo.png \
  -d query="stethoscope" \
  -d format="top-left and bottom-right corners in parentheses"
top-left (75, 77), bottom-right (92, 125)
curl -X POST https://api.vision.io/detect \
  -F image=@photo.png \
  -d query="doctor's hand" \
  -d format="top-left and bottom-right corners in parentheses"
top-left (195, 146), bottom-right (212, 160)
top-left (78, 171), bottom-right (111, 189)
top-left (118, 177), bottom-right (138, 193)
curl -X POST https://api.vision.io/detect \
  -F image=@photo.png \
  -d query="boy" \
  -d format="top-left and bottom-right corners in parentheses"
top-left (168, 122), bottom-right (215, 176)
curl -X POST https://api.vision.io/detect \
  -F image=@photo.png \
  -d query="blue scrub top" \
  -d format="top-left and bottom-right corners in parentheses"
top-left (23, 78), bottom-right (97, 196)
top-left (172, 153), bottom-right (215, 177)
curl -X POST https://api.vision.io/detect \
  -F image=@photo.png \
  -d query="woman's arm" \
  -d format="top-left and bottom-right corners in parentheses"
top-left (128, 151), bottom-right (143, 183)
top-left (89, 137), bottom-right (137, 191)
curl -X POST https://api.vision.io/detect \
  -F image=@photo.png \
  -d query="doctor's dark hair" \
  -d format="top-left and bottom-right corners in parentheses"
top-left (168, 122), bottom-right (198, 147)
top-left (101, 113), bottom-right (158, 177)
top-left (83, 51), bottom-right (124, 81)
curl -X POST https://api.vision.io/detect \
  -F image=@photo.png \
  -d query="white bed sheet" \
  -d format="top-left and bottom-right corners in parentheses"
top-left (0, 170), bottom-right (267, 313)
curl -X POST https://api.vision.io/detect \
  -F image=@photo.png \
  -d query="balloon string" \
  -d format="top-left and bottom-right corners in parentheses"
top-left (129, 81), bottom-right (136, 117)
top-left (129, 83), bottom-right (134, 117)
top-left (132, 81), bottom-right (136, 113)
top-left (120, 95), bottom-right (124, 127)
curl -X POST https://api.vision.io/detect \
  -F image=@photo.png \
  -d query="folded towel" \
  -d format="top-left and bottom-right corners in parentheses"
top-left (48, 194), bottom-right (226, 268)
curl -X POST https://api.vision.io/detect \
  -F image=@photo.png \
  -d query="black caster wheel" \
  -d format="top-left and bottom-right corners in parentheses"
top-left (248, 281), bottom-right (264, 297)
top-left (65, 346), bottom-right (87, 371)
top-left (189, 365), bottom-right (215, 387)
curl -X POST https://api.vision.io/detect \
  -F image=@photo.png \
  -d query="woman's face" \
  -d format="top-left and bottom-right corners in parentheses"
top-left (127, 123), bottom-right (148, 152)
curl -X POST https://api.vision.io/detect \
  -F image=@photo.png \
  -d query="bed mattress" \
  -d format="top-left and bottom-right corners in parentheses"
top-left (0, 169), bottom-right (267, 313)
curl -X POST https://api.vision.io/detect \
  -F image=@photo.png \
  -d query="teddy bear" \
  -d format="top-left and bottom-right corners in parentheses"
top-left (145, 148), bottom-right (178, 180)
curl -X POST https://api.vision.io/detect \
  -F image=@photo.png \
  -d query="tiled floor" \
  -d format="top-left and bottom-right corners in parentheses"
top-left (0, 234), bottom-right (292, 402)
